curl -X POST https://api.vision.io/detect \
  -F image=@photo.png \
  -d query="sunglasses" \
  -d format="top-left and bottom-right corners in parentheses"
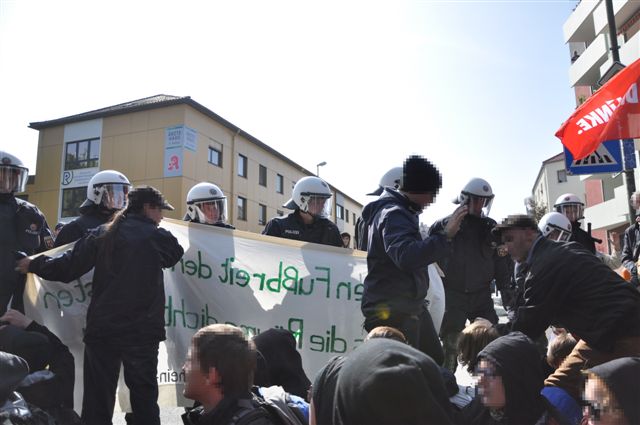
top-left (474, 366), bottom-right (500, 378)
top-left (581, 399), bottom-right (613, 421)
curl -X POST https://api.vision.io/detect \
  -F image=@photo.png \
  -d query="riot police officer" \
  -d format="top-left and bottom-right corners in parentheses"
top-left (429, 177), bottom-right (512, 372)
top-left (262, 176), bottom-right (342, 247)
top-left (184, 182), bottom-right (234, 229)
top-left (554, 193), bottom-right (596, 254)
top-left (54, 169), bottom-right (131, 246)
top-left (0, 151), bottom-right (53, 314)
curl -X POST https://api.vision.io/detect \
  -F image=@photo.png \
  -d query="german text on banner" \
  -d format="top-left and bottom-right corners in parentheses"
top-left (555, 58), bottom-right (640, 160)
top-left (24, 219), bottom-right (370, 409)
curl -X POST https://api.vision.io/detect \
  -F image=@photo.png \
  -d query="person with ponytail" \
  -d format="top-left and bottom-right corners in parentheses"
top-left (16, 186), bottom-right (184, 425)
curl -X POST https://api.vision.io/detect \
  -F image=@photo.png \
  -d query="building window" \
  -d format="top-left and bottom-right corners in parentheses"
top-left (208, 147), bottom-right (222, 167)
top-left (259, 204), bottom-right (267, 225)
top-left (277, 209), bottom-right (284, 217)
top-left (345, 208), bottom-right (349, 223)
top-left (65, 138), bottom-right (100, 170)
top-left (352, 212), bottom-right (356, 224)
top-left (336, 204), bottom-right (344, 220)
top-left (557, 169), bottom-right (568, 183)
top-left (61, 187), bottom-right (87, 218)
top-left (259, 165), bottom-right (267, 187)
top-left (237, 196), bottom-right (247, 221)
top-left (238, 154), bottom-right (248, 178)
top-left (276, 174), bottom-right (284, 194)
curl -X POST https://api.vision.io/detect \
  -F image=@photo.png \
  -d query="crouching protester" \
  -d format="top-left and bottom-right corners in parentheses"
top-left (493, 215), bottom-right (640, 423)
top-left (182, 324), bottom-right (307, 425)
top-left (0, 309), bottom-right (79, 424)
top-left (16, 186), bottom-right (184, 425)
top-left (0, 351), bottom-right (60, 425)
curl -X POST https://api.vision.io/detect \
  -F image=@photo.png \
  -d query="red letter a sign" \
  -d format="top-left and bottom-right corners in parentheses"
top-left (556, 58), bottom-right (640, 160)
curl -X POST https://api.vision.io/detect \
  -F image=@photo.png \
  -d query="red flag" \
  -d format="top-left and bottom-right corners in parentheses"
top-left (556, 58), bottom-right (640, 160)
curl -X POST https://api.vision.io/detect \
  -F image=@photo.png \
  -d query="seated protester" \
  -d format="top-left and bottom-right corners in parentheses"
top-left (182, 324), bottom-right (276, 425)
top-left (457, 318), bottom-right (500, 373)
top-left (263, 177), bottom-right (342, 247)
top-left (0, 309), bottom-right (76, 414)
top-left (310, 326), bottom-right (406, 425)
top-left (463, 332), bottom-right (568, 425)
top-left (0, 351), bottom-right (58, 425)
top-left (185, 182), bottom-right (234, 229)
top-left (583, 357), bottom-right (640, 425)
top-left (333, 338), bottom-right (454, 425)
top-left (252, 328), bottom-right (310, 400)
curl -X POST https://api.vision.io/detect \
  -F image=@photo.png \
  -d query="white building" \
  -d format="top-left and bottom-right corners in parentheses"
top-left (562, 0), bottom-right (640, 251)
top-left (531, 152), bottom-right (585, 213)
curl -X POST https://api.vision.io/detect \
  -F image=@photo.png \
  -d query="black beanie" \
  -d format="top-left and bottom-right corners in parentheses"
top-left (401, 155), bottom-right (442, 194)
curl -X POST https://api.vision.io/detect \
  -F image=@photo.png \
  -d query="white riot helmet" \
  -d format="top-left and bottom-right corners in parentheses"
top-left (81, 170), bottom-right (131, 211)
top-left (186, 182), bottom-right (228, 225)
top-left (367, 166), bottom-right (402, 196)
top-left (455, 178), bottom-right (494, 217)
top-left (554, 193), bottom-right (584, 223)
top-left (0, 151), bottom-right (29, 194)
top-left (538, 212), bottom-right (572, 242)
top-left (284, 176), bottom-right (333, 218)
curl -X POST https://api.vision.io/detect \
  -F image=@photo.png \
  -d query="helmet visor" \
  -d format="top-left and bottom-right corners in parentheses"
top-left (465, 194), bottom-right (493, 217)
top-left (101, 184), bottom-right (130, 210)
top-left (558, 204), bottom-right (583, 222)
top-left (0, 165), bottom-right (28, 194)
top-left (194, 199), bottom-right (228, 224)
top-left (306, 195), bottom-right (332, 219)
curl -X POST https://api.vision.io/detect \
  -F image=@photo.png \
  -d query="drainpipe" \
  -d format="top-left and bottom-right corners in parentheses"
top-left (230, 128), bottom-right (241, 226)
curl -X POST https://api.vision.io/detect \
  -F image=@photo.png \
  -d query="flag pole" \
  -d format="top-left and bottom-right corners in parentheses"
top-left (606, 0), bottom-right (636, 223)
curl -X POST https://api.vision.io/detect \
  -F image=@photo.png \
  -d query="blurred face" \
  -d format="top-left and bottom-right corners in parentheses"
top-left (342, 235), bottom-right (351, 248)
top-left (502, 229), bottom-right (535, 263)
top-left (405, 192), bottom-right (436, 210)
top-left (183, 346), bottom-right (208, 402)
top-left (583, 377), bottom-right (628, 425)
top-left (144, 204), bottom-right (163, 225)
top-left (475, 359), bottom-right (506, 409)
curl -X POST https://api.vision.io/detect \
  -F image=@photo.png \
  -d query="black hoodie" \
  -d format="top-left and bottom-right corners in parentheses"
top-left (588, 357), bottom-right (640, 425)
top-left (334, 338), bottom-right (453, 425)
top-left (475, 332), bottom-right (545, 425)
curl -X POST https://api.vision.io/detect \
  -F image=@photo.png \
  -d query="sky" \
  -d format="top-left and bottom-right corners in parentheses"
top-left (0, 0), bottom-right (578, 224)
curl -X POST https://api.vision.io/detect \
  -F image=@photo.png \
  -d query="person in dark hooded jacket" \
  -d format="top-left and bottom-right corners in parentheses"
top-left (360, 155), bottom-right (467, 364)
top-left (465, 332), bottom-right (567, 425)
top-left (583, 357), bottom-right (640, 425)
top-left (252, 328), bottom-right (311, 400)
top-left (333, 338), bottom-right (454, 425)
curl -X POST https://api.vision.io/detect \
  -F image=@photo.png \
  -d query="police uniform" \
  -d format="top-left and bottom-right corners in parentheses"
top-left (262, 210), bottom-right (342, 247)
top-left (429, 214), bottom-right (512, 372)
top-left (0, 193), bottom-right (53, 315)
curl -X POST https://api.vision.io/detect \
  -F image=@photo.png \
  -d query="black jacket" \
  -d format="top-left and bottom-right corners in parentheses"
top-left (182, 397), bottom-right (276, 425)
top-left (430, 215), bottom-right (511, 298)
top-left (569, 223), bottom-right (596, 254)
top-left (262, 211), bottom-right (342, 247)
top-left (29, 214), bottom-right (184, 345)
top-left (512, 237), bottom-right (640, 351)
top-left (53, 206), bottom-right (112, 247)
top-left (0, 194), bottom-right (53, 312)
top-left (360, 189), bottom-right (451, 317)
top-left (621, 222), bottom-right (640, 284)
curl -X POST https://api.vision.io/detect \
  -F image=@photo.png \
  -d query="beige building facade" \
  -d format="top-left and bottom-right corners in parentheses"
top-left (26, 95), bottom-right (362, 240)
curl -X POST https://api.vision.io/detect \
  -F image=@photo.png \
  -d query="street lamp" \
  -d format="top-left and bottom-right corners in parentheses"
top-left (316, 161), bottom-right (327, 176)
